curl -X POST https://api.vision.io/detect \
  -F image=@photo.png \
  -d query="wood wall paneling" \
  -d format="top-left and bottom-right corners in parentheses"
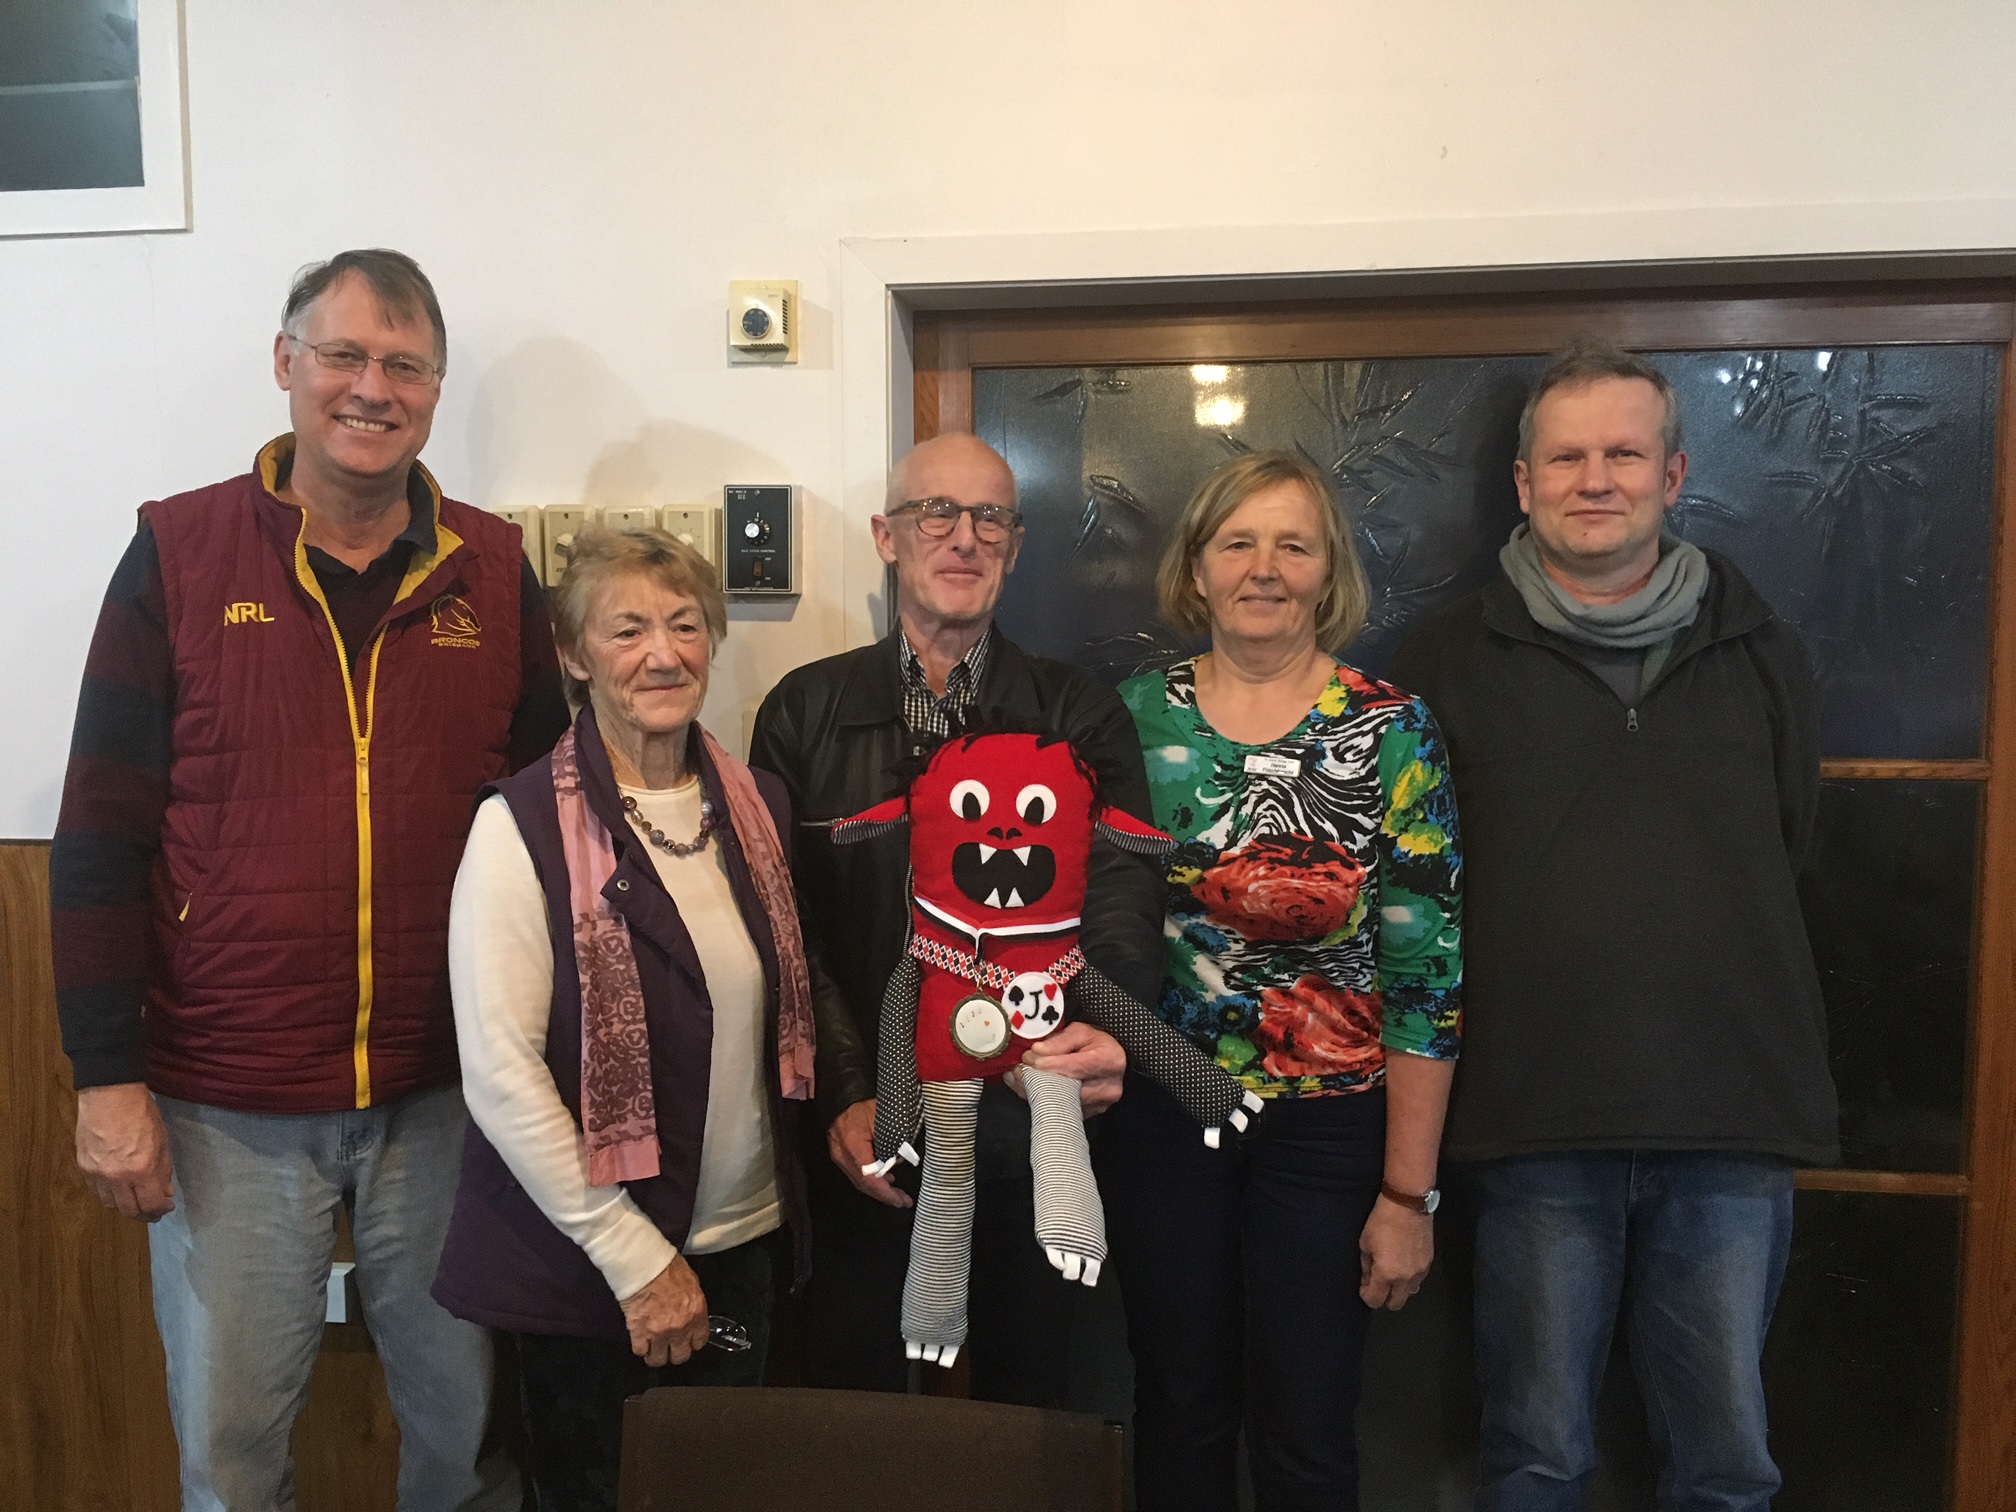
top-left (1, 842), bottom-right (177, 1512)
top-left (0, 842), bottom-right (405, 1512)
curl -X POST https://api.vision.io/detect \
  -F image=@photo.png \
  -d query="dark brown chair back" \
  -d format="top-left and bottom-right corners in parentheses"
top-left (616, 1386), bottom-right (1124, 1511)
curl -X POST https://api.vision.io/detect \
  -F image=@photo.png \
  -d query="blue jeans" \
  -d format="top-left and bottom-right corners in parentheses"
top-left (149, 1085), bottom-right (517, 1512)
top-left (1472, 1151), bottom-right (1794, 1512)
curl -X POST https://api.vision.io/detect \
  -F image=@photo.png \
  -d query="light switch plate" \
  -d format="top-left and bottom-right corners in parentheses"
top-left (489, 506), bottom-right (544, 584)
top-left (541, 506), bottom-right (592, 586)
top-left (662, 507), bottom-right (722, 576)
top-left (599, 505), bottom-right (658, 533)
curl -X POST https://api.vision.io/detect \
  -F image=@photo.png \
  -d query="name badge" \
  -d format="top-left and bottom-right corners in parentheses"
top-left (1243, 752), bottom-right (1302, 778)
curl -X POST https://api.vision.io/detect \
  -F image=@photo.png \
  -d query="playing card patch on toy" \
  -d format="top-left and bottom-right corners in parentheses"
top-left (1003, 970), bottom-right (1065, 1040)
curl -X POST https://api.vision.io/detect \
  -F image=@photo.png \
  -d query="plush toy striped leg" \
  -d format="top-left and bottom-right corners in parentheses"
top-left (1069, 964), bottom-right (1265, 1147)
top-left (866, 956), bottom-right (925, 1175)
top-left (1022, 1066), bottom-right (1106, 1286)
top-left (902, 1077), bottom-right (983, 1366)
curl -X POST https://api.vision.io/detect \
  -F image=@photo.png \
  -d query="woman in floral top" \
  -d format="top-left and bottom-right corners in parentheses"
top-left (1099, 451), bottom-right (1461, 1512)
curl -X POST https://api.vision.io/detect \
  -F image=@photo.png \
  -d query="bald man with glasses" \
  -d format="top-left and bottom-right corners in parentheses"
top-left (750, 433), bottom-right (1165, 1403)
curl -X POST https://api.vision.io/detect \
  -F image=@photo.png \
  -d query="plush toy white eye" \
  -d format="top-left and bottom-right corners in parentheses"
top-left (1015, 784), bottom-right (1057, 825)
top-left (949, 779), bottom-right (990, 821)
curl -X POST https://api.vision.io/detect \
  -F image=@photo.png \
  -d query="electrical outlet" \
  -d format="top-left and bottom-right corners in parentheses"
top-left (489, 506), bottom-right (545, 584)
top-left (662, 507), bottom-right (722, 576)
top-left (542, 506), bottom-right (593, 586)
top-left (600, 505), bottom-right (658, 533)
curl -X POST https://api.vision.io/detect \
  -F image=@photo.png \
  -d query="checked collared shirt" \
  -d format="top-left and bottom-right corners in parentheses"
top-left (898, 625), bottom-right (994, 737)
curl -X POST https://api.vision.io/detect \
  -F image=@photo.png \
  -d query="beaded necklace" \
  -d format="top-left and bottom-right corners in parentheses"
top-left (620, 792), bottom-right (718, 858)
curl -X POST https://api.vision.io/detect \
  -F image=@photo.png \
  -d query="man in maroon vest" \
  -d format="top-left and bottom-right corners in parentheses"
top-left (49, 249), bottom-right (566, 1510)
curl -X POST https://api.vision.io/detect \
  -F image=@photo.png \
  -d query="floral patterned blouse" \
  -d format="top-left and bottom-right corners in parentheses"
top-left (1120, 658), bottom-right (1463, 1099)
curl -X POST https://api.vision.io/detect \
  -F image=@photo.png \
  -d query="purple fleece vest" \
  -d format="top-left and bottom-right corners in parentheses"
top-left (431, 712), bottom-right (807, 1339)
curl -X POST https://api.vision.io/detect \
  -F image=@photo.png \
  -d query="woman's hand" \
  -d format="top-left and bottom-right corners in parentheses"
top-left (619, 1255), bottom-right (710, 1366)
top-left (1358, 1196), bottom-right (1433, 1310)
top-left (1360, 1050), bottom-right (1455, 1310)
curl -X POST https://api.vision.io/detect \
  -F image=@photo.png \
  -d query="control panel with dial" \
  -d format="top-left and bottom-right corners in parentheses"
top-left (722, 484), bottom-right (797, 595)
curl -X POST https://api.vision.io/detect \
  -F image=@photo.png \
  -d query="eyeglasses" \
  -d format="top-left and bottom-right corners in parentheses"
top-left (707, 1315), bottom-right (752, 1353)
top-left (890, 497), bottom-right (1023, 543)
top-left (288, 334), bottom-right (443, 387)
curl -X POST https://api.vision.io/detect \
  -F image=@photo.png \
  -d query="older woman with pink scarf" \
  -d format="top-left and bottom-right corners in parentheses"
top-left (432, 525), bottom-right (825, 1512)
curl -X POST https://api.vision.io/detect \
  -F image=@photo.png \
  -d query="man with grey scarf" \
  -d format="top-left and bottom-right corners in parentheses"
top-left (1393, 340), bottom-right (1838, 1512)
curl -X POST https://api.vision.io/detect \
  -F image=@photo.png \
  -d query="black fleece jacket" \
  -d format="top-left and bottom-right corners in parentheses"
top-left (1391, 551), bottom-right (1841, 1166)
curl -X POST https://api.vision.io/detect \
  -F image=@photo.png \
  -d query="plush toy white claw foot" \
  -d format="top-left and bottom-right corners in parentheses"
top-left (906, 1338), bottom-right (960, 1367)
top-left (1043, 1247), bottom-right (1101, 1287)
top-left (862, 1142), bottom-right (921, 1179)
top-left (1203, 1090), bottom-right (1267, 1148)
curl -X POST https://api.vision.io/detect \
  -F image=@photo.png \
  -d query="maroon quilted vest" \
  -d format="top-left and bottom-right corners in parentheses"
top-left (142, 436), bottom-right (523, 1112)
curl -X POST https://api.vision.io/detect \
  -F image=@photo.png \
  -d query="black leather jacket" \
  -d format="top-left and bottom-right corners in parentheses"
top-left (749, 630), bottom-right (1165, 1124)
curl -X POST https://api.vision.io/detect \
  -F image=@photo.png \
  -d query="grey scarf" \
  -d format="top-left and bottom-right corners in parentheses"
top-left (1499, 524), bottom-right (1709, 650)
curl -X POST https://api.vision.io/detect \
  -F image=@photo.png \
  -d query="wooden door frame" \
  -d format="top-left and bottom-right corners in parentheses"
top-left (915, 281), bottom-right (2016, 1511)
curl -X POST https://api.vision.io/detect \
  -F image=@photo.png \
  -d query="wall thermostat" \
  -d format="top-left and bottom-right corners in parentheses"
top-left (722, 485), bottom-right (798, 595)
top-left (728, 281), bottom-right (799, 364)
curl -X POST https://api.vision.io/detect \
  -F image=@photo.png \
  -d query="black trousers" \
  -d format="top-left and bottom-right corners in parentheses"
top-left (800, 1082), bottom-right (1079, 1405)
top-left (514, 1234), bottom-right (777, 1512)
top-left (1098, 1075), bottom-right (1387, 1512)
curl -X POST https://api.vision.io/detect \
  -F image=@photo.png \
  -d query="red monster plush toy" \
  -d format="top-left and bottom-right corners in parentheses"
top-left (833, 723), bottom-right (1262, 1365)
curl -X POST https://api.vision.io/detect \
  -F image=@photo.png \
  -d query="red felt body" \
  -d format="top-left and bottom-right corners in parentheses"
top-left (904, 735), bottom-right (1094, 1082)
top-left (835, 730), bottom-right (1174, 1085)
top-left (910, 911), bottom-right (1077, 1081)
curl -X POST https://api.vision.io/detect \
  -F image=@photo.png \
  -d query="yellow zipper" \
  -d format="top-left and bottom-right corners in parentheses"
top-left (290, 514), bottom-right (384, 1110)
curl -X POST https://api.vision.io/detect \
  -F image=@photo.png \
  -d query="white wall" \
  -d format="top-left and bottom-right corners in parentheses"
top-left (7, 0), bottom-right (2016, 836)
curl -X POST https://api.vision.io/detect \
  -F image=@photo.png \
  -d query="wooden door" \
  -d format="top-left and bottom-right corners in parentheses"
top-left (916, 284), bottom-right (2016, 1510)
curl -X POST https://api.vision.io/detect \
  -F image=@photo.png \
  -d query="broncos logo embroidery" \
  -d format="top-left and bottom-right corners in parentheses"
top-left (429, 595), bottom-right (482, 647)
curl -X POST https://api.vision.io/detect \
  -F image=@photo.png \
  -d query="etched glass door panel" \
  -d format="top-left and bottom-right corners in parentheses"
top-left (980, 346), bottom-right (1998, 759)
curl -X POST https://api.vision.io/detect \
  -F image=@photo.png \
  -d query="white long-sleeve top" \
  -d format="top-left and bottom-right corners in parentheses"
top-left (448, 784), bottom-right (780, 1304)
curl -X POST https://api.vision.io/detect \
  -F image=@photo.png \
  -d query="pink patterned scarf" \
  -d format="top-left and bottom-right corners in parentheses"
top-left (554, 721), bottom-right (815, 1188)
